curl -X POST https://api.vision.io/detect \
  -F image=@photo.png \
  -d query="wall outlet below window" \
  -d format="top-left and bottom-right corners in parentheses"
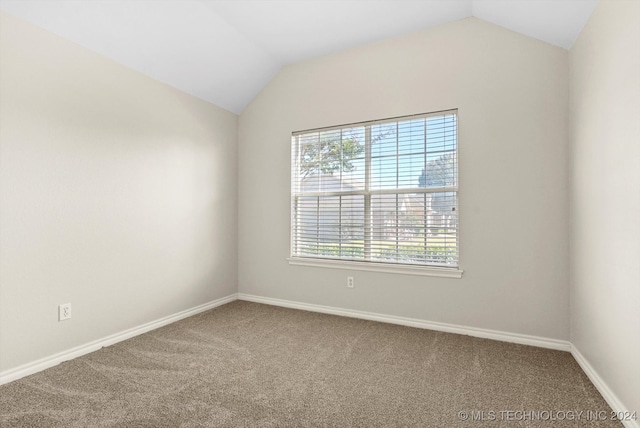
top-left (347, 277), bottom-right (354, 288)
top-left (59, 303), bottom-right (71, 321)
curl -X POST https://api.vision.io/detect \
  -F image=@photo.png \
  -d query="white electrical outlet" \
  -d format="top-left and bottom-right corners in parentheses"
top-left (59, 303), bottom-right (71, 321)
top-left (347, 277), bottom-right (354, 288)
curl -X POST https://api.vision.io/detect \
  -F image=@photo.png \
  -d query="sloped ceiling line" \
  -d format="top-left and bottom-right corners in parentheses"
top-left (0, 0), bottom-right (598, 113)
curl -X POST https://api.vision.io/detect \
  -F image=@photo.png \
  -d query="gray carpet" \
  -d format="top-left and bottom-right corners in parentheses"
top-left (0, 301), bottom-right (621, 427)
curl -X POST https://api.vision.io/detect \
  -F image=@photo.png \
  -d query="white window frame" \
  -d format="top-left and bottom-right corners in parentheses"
top-left (288, 110), bottom-right (463, 278)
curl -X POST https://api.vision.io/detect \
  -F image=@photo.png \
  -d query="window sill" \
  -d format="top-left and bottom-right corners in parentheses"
top-left (287, 257), bottom-right (463, 278)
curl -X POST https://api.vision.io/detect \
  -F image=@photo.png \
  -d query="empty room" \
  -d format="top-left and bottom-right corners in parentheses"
top-left (0, 0), bottom-right (638, 426)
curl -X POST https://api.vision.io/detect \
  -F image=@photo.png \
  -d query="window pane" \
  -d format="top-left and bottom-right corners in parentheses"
top-left (339, 195), bottom-right (364, 259)
top-left (425, 191), bottom-right (458, 265)
top-left (339, 127), bottom-right (365, 191)
top-left (294, 196), bottom-right (340, 256)
top-left (398, 154), bottom-right (426, 188)
top-left (398, 119), bottom-right (426, 155)
top-left (371, 123), bottom-right (397, 157)
top-left (370, 193), bottom-right (429, 263)
top-left (420, 152), bottom-right (456, 188)
top-left (293, 195), bottom-right (365, 259)
top-left (371, 155), bottom-right (397, 190)
top-left (371, 193), bottom-right (399, 261)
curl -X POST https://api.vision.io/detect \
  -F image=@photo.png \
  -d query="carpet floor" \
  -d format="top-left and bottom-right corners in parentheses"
top-left (0, 301), bottom-right (622, 427)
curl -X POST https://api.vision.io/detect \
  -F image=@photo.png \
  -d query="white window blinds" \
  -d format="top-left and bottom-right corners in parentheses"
top-left (291, 110), bottom-right (458, 268)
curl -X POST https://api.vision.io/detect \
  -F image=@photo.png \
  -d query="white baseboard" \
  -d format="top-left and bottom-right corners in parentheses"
top-left (237, 293), bottom-right (571, 351)
top-left (0, 293), bottom-right (238, 386)
top-left (571, 345), bottom-right (639, 428)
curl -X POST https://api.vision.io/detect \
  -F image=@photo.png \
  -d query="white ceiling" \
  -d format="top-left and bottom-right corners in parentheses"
top-left (0, 0), bottom-right (598, 114)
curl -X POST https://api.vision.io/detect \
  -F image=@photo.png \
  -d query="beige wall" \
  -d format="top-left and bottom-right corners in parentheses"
top-left (569, 0), bottom-right (640, 414)
top-left (0, 13), bottom-right (238, 372)
top-left (238, 18), bottom-right (570, 340)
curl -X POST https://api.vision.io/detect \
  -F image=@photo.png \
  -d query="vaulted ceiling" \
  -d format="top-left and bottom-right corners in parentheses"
top-left (0, 0), bottom-right (598, 114)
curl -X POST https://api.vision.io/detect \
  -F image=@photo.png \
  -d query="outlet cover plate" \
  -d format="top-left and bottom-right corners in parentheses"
top-left (59, 303), bottom-right (71, 321)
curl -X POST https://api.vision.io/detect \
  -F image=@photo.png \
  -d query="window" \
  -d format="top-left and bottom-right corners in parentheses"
top-left (290, 110), bottom-right (460, 277)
